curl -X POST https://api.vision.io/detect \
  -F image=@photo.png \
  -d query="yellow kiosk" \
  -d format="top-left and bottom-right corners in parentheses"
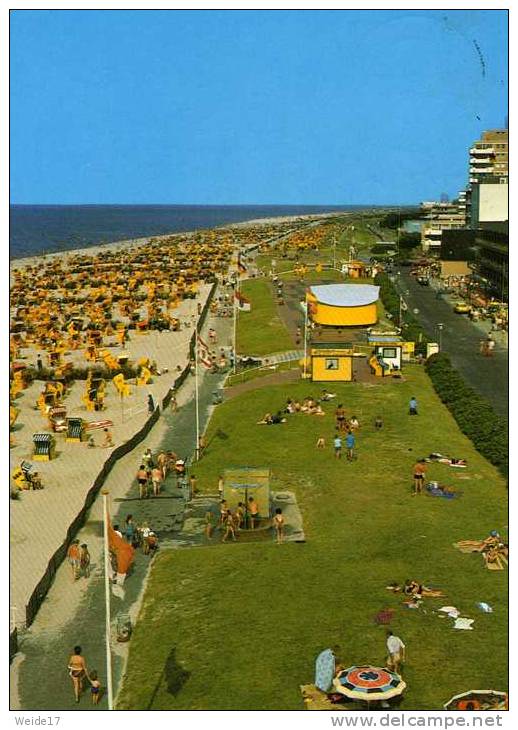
top-left (310, 343), bottom-right (354, 382)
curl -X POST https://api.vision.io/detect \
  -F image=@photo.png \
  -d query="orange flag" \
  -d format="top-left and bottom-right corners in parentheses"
top-left (108, 520), bottom-right (135, 575)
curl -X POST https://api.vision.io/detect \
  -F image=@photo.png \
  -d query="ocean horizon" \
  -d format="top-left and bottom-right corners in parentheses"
top-left (9, 203), bottom-right (388, 259)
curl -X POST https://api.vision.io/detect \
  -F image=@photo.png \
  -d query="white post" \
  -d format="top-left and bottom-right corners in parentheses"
top-left (195, 326), bottom-right (200, 461)
top-left (303, 299), bottom-right (308, 379)
top-left (101, 491), bottom-right (114, 710)
top-left (333, 235), bottom-right (336, 270)
top-left (233, 278), bottom-right (239, 374)
top-left (399, 295), bottom-right (403, 327)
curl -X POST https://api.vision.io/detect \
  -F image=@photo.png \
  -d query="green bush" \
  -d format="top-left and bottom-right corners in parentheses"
top-left (425, 353), bottom-right (508, 476)
top-left (374, 272), bottom-right (428, 355)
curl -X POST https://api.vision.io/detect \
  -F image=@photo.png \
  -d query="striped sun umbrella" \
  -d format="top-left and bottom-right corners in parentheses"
top-left (333, 665), bottom-right (406, 702)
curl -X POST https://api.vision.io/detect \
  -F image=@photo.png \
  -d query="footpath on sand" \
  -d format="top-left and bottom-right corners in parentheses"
top-left (11, 307), bottom-right (233, 711)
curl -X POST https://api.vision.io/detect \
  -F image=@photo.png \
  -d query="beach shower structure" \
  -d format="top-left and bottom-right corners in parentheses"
top-left (223, 467), bottom-right (271, 527)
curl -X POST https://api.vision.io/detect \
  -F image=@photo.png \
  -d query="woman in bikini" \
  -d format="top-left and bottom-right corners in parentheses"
top-left (68, 645), bottom-right (88, 703)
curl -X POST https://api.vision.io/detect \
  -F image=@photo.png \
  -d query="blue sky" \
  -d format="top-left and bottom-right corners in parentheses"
top-left (10, 9), bottom-right (508, 205)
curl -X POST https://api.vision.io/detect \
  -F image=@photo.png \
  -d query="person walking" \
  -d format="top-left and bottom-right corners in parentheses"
top-left (137, 465), bottom-right (149, 499)
top-left (67, 540), bottom-right (81, 581)
top-left (345, 430), bottom-right (356, 461)
top-left (386, 631), bottom-right (406, 674)
top-left (412, 459), bottom-right (427, 496)
top-left (147, 393), bottom-right (155, 414)
top-left (333, 433), bottom-right (342, 459)
top-left (409, 396), bottom-right (418, 416)
top-left (124, 515), bottom-right (137, 545)
top-left (151, 466), bottom-right (163, 496)
top-left (37, 354), bottom-right (43, 372)
top-left (486, 335), bottom-right (495, 357)
top-left (79, 544), bottom-right (91, 578)
top-left (67, 645), bottom-right (88, 703)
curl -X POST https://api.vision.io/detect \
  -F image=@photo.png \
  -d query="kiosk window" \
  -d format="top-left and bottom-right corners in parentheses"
top-left (325, 358), bottom-right (339, 370)
top-left (382, 348), bottom-right (397, 359)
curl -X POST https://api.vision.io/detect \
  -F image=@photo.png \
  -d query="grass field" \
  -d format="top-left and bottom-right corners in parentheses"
top-left (117, 367), bottom-right (508, 711)
top-left (236, 278), bottom-right (293, 355)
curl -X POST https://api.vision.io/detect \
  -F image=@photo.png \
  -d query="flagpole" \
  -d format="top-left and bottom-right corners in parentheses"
top-left (195, 324), bottom-right (200, 461)
top-left (101, 490), bottom-right (114, 710)
top-left (303, 296), bottom-right (308, 379)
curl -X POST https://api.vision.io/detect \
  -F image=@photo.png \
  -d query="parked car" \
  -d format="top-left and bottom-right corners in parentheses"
top-left (454, 302), bottom-right (472, 314)
top-left (417, 276), bottom-right (430, 286)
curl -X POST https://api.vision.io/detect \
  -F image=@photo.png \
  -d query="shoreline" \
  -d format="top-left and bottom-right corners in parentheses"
top-left (9, 208), bottom-right (366, 270)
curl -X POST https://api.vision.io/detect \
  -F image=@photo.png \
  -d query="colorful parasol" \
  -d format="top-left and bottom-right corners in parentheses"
top-left (444, 690), bottom-right (508, 711)
top-left (333, 665), bottom-right (406, 702)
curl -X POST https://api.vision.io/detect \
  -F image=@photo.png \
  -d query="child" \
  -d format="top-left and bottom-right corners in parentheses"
top-left (273, 508), bottom-right (285, 544)
top-left (222, 511), bottom-right (237, 543)
top-left (374, 415), bottom-right (383, 430)
top-left (235, 502), bottom-right (245, 531)
top-left (189, 473), bottom-right (197, 496)
top-left (333, 433), bottom-right (342, 459)
top-left (88, 670), bottom-right (101, 705)
top-left (316, 436), bottom-right (326, 449)
top-left (205, 511), bottom-right (215, 539)
top-left (217, 475), bottom-right (224, 500)
top-left (79, 544), bottom-right (91, 578)
top-left (102, 428), bottom-right (114, 448)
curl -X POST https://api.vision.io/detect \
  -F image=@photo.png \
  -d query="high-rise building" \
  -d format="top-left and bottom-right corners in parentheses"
top-left (467, 129), bottom-right (508, 228)
top-left (469, 129), bottom-right (508, 184)
top-left (420, 199), bottom-right (466, 253)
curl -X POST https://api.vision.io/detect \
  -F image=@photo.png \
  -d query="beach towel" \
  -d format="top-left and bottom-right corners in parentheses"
top-left (426, 482), bottom-right (458, 499)
top-left (453, 617), bottom-right (474, 630)
top-left (85, 419), bottom-right (114, 430)
top-left (454, 540), bottom-right (486, 553)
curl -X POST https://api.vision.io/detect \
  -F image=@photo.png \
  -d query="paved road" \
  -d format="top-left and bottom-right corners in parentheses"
top-left (397, 271), bottom-right (508, 417)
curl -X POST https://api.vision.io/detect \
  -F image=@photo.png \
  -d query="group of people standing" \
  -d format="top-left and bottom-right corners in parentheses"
top-left (135, 447), bottom-right (187, 498)
top-left (206, 497), bottom-right (286, 544)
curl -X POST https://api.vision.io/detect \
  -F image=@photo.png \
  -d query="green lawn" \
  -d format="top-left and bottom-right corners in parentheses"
top-left (236, 278), bottom-right (294, 356)
top-left (117, 367), bottom-right (508, 711)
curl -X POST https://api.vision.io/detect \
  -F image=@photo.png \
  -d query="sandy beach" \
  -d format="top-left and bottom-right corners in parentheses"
top-left (9, 209), bottom-right (350, 273)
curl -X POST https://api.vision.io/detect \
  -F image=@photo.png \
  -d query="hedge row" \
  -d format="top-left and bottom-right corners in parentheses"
top-left (374, 272), bottom-right (428, 355)
top-left (425, 352), bottom-right (508, 477)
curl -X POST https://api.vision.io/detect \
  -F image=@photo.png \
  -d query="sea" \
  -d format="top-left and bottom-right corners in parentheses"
top-left (9, 204), bottom-right (365, 259)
